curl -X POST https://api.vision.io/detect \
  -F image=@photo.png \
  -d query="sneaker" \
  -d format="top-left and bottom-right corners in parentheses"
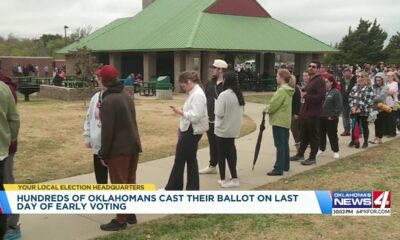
top-left (362, 142), bottom-right (368, 149)
top-left (127, 215), bottom-right (137, 225)
top-left (199, 166), bottom-right (218, 174)
top-left (317, 150), bottom-right (325, 156)
top-left (333, 152), bottom-right (340, 159)
top-left (5, 228), bottom-right (22, 240)
top-left (100, 219), bottom-right (127, 231)
top-left (267, 170), bottom-right (283, 176)
top-left (221, 179), bottom-right (240, 188)
top-left (217, 179), bottom-right (225, 186)
top-left (340, 132), bottom-right (351, 136)
top-left (348, 141), bottom-right (355, 147)
top-left (290, 155), bottom-right (304, 161)
top-left (301, 158), bottom-right (316, 166)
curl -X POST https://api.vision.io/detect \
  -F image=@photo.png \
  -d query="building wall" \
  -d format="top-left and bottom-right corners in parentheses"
top-left (0, 56), bottom-right (65, 77)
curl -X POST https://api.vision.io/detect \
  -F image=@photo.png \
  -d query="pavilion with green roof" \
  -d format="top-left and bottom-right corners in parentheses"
top-left (58, 0), bottom-right (336, 91)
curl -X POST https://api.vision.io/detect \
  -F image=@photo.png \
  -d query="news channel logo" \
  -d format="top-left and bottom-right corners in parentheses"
top-left (331, 191), bottom-right (391, 216)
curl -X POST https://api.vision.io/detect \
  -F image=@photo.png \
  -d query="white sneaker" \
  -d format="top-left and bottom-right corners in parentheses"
top-left (199, 166), bottom-right (218, 174)
top-left (317, 150), bottom-right (325, 156)
top-left (217, 180), bottom-right (225, 186)
top-left (333, 152), bottom-right (340, 159)
top-left (221, 179), bottom-right (240, 188)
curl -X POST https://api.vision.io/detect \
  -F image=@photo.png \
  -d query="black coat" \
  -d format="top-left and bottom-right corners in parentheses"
top-left (205, 77), bottom-right (224, 122)
top-left (292, 86), bottom-right (301, 116)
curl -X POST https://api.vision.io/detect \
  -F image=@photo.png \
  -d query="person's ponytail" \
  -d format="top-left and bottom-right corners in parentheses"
top-left (289, 75), bottom-right (296, 88)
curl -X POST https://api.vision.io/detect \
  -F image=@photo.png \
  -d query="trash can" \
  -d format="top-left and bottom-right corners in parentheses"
top-left (156, 76), bottom-right (173, 100)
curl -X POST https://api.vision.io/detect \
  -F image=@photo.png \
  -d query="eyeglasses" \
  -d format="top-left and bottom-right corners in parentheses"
top-left (357, 76), bottom-right (363, 78)
top-left (308, 65), bottom-right (317, 69)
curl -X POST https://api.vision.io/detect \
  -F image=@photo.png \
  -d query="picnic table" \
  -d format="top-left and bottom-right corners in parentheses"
top-left (64, 80), bottom-right (84, 88)
top-left (139, 80), bottom-right (157, 96)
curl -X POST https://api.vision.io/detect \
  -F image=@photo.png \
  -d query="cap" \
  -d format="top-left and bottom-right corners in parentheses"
top-left (100, 65), bottom-right (118, 82)
top-left (210, 59), bottom-right (228, 69)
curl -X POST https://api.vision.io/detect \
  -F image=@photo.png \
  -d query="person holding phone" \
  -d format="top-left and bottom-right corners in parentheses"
top-left (165, 71), bottom-right (208, 190)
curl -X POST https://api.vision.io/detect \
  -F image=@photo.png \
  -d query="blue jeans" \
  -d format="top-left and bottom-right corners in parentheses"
top-left (272, 126), bottom-right (290, 173)
top-left (342, 105), bottom-right (351, 133)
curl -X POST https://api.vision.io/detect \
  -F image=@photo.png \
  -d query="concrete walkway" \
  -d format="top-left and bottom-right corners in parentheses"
top-left (20, 101), bottom-right (387, 240)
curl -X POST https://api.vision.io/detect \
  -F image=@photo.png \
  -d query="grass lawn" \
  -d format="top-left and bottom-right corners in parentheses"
top-left (98, 138), bottom-right (400, 240)
top-left (15, 94), bottom-right (256, 183)
top-left (244, 94), bottom-right (273, 105)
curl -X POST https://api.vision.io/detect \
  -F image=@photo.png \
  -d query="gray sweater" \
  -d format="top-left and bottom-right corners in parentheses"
top-left (322, 88), bottom-right (342, 119)
top-left (214, 89), bottom-right (244, 138)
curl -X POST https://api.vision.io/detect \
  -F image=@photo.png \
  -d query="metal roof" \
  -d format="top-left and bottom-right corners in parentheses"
top-left (58, 0), bottom-right (336, 54)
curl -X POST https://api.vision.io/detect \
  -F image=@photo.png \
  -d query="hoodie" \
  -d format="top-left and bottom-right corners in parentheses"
top-left (267, 84), bottom-right (295, 129)
top-left (0, 81), bottom-right (20, 161)
top-left (83, 91), bottom-right (103, 154)
top-left (0, 73), bottom-right (18, 154)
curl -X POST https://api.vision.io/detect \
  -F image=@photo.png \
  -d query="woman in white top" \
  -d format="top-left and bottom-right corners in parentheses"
top-left (215, 71), bottom-right (245, 188)
top-left (165, 71), bottom-right (209, 190)
top-left (384, 71), bottom-right (399, 137)
top-left (83, 70), bottom-right (108, 184)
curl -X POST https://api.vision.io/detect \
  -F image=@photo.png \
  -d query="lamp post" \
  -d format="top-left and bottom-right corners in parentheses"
top-left (64, 25), bottom-right (69, 43)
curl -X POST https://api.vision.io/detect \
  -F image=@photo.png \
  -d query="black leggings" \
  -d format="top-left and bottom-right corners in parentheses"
top-left (352, 116), bottom-right (369, 143)
top-left (216, 137), bottom-right (237, 180)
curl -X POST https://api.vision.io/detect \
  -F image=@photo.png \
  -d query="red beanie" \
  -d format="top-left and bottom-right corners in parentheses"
top-left (100, 65), bottom-right (118, 82)
top-left (95, 69), bottom-right (102, 77)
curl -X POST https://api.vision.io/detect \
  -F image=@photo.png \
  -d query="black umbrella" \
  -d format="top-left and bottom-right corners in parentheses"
top-left (252, 112), bottom-right (266, 170)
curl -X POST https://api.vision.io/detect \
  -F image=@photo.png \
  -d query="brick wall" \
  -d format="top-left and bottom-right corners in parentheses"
top-left (0, 56), bottom-right (65, 77)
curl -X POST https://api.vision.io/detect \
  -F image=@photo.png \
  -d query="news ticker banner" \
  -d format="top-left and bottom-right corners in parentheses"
top-left (0, 184), bottom-right (391, 216)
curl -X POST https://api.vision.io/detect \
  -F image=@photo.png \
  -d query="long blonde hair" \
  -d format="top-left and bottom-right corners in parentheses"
top-left (359, 71), bottom-right (371, 86)
top-left (277, 69), bottom-right (296, 88)
top-left (387, 71), bottom-right (399, 83)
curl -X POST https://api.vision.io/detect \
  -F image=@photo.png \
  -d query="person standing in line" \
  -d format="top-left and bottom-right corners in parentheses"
top-left (165, 72), bottom-right (208, 190)
top-left (265, 69), bottom-right (295, 176)
top-left (0, 71), bottom-right (22, 240)
top-left (98, 65), bottom-right (142, 231)
top-left (291, 71), bottom-right (310, 151)
top-left (214, 71), bottom-right (245, 187)
top-left (0, 80), bottom-right (20, 240)
top-left (383, 71), bottom-right (399, 137)
top-left (290, 60), bottom-right (326, 166)
top-left (371, 73), bottom-right (388, 144)
top-left (348, 71), bottom-right (375, 149)
top-left (317, 76), bottom-right (343, 159)
top-left (199, 60), bottom-right (228, 174)
top-left (44, 65), bottom-right (49, 78)
top-left (83, 70), bottom-right (108, 184)
top-left (290, 75), bottom-right (302, 151)
top-left (340, 68), bottom-right (357, 136)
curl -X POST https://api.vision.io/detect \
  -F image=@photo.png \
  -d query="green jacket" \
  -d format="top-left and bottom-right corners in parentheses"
top-left (267, 84), bottom-right (295, 129)
top-left (0, 81), bottom-right (20, 160)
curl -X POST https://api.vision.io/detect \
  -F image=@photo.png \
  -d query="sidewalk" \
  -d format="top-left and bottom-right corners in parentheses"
top-left (20, 101), bottom-right (385, 240)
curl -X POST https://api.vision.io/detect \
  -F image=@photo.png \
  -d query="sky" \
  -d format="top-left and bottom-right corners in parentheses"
top-left (0, 0), bottom-right (399, 45)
